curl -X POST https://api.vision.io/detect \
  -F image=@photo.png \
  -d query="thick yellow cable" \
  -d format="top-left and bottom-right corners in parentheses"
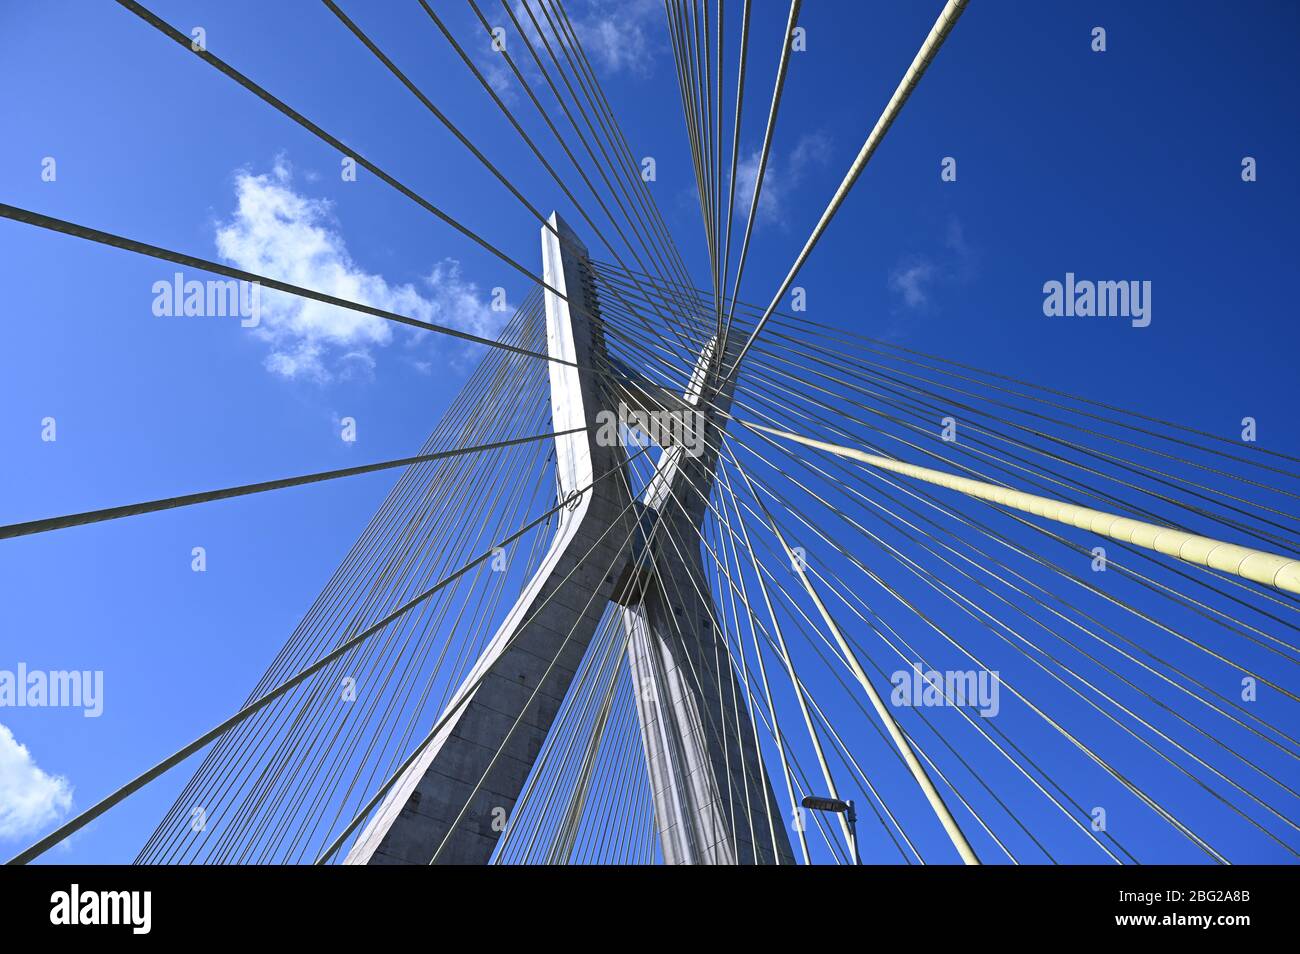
top-left (744, 422), bottom-right (1300, 596)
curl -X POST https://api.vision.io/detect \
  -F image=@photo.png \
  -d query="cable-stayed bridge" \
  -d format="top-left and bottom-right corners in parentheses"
top-left (4, 0), bottom-right (1300, 866)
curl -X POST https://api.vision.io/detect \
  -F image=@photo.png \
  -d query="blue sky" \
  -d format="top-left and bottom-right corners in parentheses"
top-left (1, 0), bottom-right (1298, 864)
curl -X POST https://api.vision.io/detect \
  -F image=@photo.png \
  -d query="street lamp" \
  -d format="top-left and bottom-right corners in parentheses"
top-left (800, 795), bottom-right (861, 865)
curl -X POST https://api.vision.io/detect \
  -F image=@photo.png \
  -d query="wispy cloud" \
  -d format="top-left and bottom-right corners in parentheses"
top-left (942, 218), bottom-right (980, 288)
top-left (215, 159), bottom-right (506, 382)
top-left (889, 261), bottom-right (939, 308)
top-left (887, 217), bottom-right (978, 312)
top-left (734, 131), bottom-right (833, 225)
top-left (482, 58), bottom-right (515, 99)
top-left (479, 0), bottom-right (661, 100)
top-left (568, 0), bottom-right (662, 76)
top-left (0, 724), bottom-right (72, 841)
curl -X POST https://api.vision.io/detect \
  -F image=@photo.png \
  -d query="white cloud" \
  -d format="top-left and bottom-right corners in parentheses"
top-left (483, 59), bottom-right (515, 98)
top-left (887, 217), bottom-right (977, 311)
top-left (946, 217), bottom-right (971, 260)
top-left (423, 259), bottom-right (503, 340)
top-left (789, 131), bottom-right (833, 172)
top-left (215, 159), bottom-right (506, 381)
top-left (569, 0), bottom-right (661, 75)
top-left (889, 261), bottom-right (938, 308)
top-left (0, 724), bottom-right (72, 841)
top-left (733, 152), bottom-right (772, 220)
top-left (481, 0), bottom-right (659, 99)
top-left (734, 132), bottom-right (832, 225)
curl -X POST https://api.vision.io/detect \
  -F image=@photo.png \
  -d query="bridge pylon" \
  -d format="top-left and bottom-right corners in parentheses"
top-left (345, 213), bottom-right (793, 864)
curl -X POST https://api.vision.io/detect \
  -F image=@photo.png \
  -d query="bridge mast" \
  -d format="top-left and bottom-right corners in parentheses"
top-left (346, 213), bottom-right (791, 864)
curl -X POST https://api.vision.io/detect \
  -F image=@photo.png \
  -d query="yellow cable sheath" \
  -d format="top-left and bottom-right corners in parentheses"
top-left (743, 422), bottom-right (1300, 596)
